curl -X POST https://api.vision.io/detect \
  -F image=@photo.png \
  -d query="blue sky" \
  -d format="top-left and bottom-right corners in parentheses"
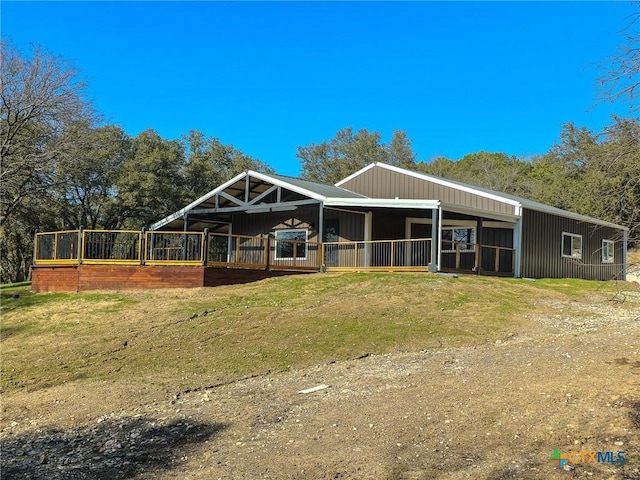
top-left (2, 1), bottom-right (637, 176)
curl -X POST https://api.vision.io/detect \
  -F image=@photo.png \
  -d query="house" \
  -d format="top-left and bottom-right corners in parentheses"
top-left (151, 162), bottom-right (628, 281)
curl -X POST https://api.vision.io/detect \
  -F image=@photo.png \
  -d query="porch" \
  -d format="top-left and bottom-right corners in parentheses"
top-left (31, 229), bottom-right (515, 291)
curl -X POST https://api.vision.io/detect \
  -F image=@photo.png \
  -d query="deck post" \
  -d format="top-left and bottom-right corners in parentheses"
top-left (622, 230), bottom-right (628, 281)
top-left (140, 228), bottom-right (146, 266)
top-left (33, 229), bottom-right (39, 266)
top-left (265, 235), bottom-right (271, 271)
top-left (78, 226), bottom-right (84, 265)
top-left (202, 228), bottom-right (209, 266)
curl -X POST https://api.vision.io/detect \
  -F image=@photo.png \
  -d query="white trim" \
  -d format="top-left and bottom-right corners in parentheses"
top-left (437, 206), bottom-right (443, 271)
top-left (437, 203), bottom-right (519, 223)
top-left (335, 163), bottom-right (378, 187)
top-left (248, 171), bottom-right (327, 201)
top-left (561, 232), bottom-right (583, 259)
top-left (602, 239), bottom-right (615, 264)
top-left (404, 217), bottom-right (514, 229)
top-left (353, 162), bottom-right (521, 208)
top-left (324, 198), bottom-right (440, 209)
top-left (335, 162), bottom-right (627, 231)
top-left (150, 171), bottom-right (248, 230)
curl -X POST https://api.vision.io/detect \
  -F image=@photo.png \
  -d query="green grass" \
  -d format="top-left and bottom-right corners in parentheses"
top-left (1, 272), bottom-right (637, 394)
top-left (0, 281), bottom-right (32, 290)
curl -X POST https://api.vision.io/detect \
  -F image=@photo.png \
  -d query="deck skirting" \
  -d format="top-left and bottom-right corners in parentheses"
top-left (32, 265), bottom-right (310, 292)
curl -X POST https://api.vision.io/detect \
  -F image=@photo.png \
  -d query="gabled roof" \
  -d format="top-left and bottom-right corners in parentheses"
top-left (267, 173), bottom-right (366, 199)
top-left (151, 170), bottom-right (367, 230)
top-left (338, 162), bottom-right (627, 230)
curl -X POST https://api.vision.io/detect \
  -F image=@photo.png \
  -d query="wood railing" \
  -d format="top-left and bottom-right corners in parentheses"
top-left (321, 238), bottom-right (432, 271)
top-left (34, 230), bottom-right (514, 275)
top-left (441, 239), bottom-right (515, 275)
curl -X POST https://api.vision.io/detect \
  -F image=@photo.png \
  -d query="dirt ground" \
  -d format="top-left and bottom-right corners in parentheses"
top-left (2, 290), bottom-right (639, 479)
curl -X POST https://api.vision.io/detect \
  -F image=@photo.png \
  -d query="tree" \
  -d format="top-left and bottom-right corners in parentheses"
top-left (419, 152), bottom-right (533, 198)
top-left (0, 39), bottom-right (95, 227)
top-left (298, 127), bottom-right (418, 184)
top-left (597, 5), bottom-right (640, 111)
top-left (54, 124), bottom-right (132, 229)
top-left (0, 39), bottom-right (95, 282)
top-left (116, 129), bottom-right (186, 228)
top-left (585, 117), bottom-right (640, 241)
top-left (182, 130), bottom-right (273, 202)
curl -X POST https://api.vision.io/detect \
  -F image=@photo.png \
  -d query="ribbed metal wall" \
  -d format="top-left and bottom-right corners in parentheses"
top-left (232, 207), bottom-right (365, 243)
top-left (339, 165), bottom-right (516, 216)
top-left (520, 209), bottom-right (625, 280)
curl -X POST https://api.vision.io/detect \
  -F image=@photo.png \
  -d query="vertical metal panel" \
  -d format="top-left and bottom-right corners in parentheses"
top-left (340, 165), bottom-right (515, 216)
top-left (232, 206), bottom-right (321, 242)
top-left (520, 208), bottom-right (624, 280)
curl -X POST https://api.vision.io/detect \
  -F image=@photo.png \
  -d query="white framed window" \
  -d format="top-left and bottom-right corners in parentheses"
top-left (562, 232), bottom-right (582, 259)
top-left (602, 239), bottom-right (615, 263)
top-left (442, 227), bottom-right (475, 253)
top-left (275, 229), bottom-right (308, 260)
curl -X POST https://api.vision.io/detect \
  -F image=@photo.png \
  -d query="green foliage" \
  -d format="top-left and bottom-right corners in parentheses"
top-left (116, 129), bottom-right (186, 228)
top-left (418, 151), bottom-right (533, 198)
top-left (182, 130), bottom-right (273, 202)
top-left (298, 127), bottom-right (418, 184)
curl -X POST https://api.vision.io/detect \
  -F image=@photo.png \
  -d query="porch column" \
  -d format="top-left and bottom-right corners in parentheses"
top-left (429, 207), bottom-right (438, 272)
top-left (364, 211), bottom-right (372, 267)
top-left (318, 202), bottom-right (324, 268)
top-left (513, 218), bottom-right (523, 277)
top-left (475, 218), bottom-right (483, 274)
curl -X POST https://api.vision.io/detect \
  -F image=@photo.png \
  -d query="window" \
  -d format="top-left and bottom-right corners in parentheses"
top-left (275, 229), bottom-right (307, 260)
top-left (442, 227), bottom-right (475, 253)
top-left (562, 232), bottom-right (582, 259)
top-left (602, 239), bottom-right (615, 263)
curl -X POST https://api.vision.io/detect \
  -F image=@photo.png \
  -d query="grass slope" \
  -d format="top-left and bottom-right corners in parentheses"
top-left (1, 273), bottom-right (634, 395)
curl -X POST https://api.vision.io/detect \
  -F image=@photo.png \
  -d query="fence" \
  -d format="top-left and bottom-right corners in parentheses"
top-left (440, 239), bottom-right (515, 274)
top-left (33, 230), bottom-right (320, 270)
top-left (33, 230), bottom-right (514, 275)
top-left (321, 238), bottom-right (432, 270)
top-left (34, 231), bottom-right (80, 265)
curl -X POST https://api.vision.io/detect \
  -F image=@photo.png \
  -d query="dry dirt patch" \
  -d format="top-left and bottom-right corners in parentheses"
top-left (1, 280), bottom-right (639, 479)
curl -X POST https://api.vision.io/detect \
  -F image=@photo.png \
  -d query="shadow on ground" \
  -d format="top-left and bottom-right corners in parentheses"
top-left (1, 416), bottom-right (225, 479)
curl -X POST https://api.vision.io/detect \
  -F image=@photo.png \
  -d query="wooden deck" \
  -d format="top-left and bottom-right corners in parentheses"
top-left (31, 265), bottom-right (312, 292)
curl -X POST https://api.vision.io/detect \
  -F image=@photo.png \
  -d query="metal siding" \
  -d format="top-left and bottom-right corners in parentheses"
top-left (340, 166), bottom-right (515, 216)
top-left (520, 208), bottom-right (624, 280)
top-left (232, 206), bottom-right (321, 242)
top-left (324, 210), bottom-right (365, 242)
top-left (371, 212), bottom-right (406, 240)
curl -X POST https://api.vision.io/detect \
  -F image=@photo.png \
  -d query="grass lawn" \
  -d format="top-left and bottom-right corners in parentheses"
top-left (1, 272), bottom-right (637, 394)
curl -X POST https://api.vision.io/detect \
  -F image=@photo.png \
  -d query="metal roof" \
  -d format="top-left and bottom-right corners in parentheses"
top-left (339, 163), bottom-right (627, 231)
top-left (267, 173), bottom-right (366, 199)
